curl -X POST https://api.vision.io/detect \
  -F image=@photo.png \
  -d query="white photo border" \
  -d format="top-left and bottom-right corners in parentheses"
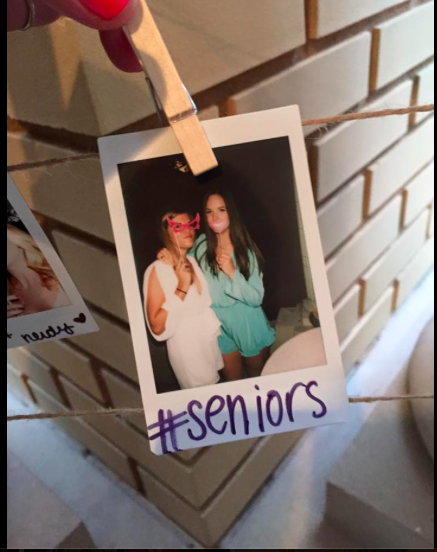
top-left (7, 175), bottom-right (99, 349)
top-left (99, 106), bottom-right (349, 455)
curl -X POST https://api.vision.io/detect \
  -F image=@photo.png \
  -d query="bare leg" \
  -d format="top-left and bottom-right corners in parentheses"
top-left (244, 347), bottom-right (271, 378)
top-left (221, 351), bottom-right (245, 381)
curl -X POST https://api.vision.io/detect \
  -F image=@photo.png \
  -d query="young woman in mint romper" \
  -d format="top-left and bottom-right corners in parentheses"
top-left (193, 189), bottom-right (276, 381)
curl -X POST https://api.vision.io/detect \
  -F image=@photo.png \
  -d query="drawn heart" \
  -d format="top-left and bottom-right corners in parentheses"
top-left (74, 313), bottom-right (87, 324)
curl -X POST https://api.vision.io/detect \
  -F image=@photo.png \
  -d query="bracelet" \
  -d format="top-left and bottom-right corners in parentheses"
top-left (177, 288), bottom-right (188, 295)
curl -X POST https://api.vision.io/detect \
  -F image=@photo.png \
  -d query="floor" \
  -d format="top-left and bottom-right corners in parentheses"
top-left (272, 299), bottom-right (318, 354)
top-left (7, 271), bottom-right (434, 549)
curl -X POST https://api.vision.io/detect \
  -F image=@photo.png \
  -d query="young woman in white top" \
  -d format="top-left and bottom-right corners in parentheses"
top-left (143, 210), bottom-right (224, 390)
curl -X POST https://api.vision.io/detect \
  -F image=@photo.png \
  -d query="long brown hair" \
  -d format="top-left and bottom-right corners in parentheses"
top-left (196, 189), bottom-right (264, 280)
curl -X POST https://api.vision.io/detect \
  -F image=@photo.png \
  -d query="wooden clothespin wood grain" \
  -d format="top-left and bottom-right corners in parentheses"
top-left (124, 1), bottom-right (219, 177)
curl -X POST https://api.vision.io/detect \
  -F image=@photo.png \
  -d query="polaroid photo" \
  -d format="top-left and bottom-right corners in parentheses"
top-left (99, 106), bottom-right (349, 456)
top-left (7, 175), bottom-right (99, 349)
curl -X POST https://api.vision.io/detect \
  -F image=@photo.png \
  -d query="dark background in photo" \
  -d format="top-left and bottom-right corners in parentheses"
top-left (118, 137), bottom-right (308, 393)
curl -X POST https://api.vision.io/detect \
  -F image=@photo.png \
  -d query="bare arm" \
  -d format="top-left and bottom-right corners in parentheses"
top-left (146, 259), bottom-right (194, 337)
top-left (146, 268), bottom-right (168, 337)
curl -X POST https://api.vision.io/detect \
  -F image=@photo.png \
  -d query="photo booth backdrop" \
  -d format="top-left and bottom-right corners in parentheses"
top-left (118, 138), bottom-right (310, 393)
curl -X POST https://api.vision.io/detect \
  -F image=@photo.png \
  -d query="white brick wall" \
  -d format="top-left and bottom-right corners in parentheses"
top-left (14, 155), bottom-right (114, 243)
top-left (428, 204), bottom-right (435, 238)
top-left (327, 196), bottom-right (402, 303)
top-left (412, 63), bottom-right (435, 125)
top-left (341, 287), bottom-right (394, 372)
top-left (395, 237), bottom-right (435, 307)
top-left (27, 340), bottom-right (105, 403)
top-left (231, 34), bottom-right (371, 136)
top-left (318, 175), bottom-right (365, 257)
top-left (7, 348), bottom-right (64, 404)
top-left (150, 0), bottom-right (306, 93)
top-left (360, 209), bottom-right (429, 312)
top-left (307, 0), bottom-right (406, 38)
top-left (334, 285), bottom-right (361, 342)
top-left (365, 116), bottom-right (434, 215)
top-left (402, 163), bottom-right (435, 227)
top-left (312, 81), bottom-right (413, 202)
top-left (72, 310), bottom-right (138, 383)
top-left (371, 2), bottom-right (435, 90)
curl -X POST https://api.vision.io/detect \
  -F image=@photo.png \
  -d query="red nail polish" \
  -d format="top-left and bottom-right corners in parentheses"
top-left (82, 0), bottom-right (131, 20)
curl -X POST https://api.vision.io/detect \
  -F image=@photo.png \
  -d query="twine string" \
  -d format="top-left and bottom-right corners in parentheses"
top-left (6, 104), bottom-right (434, 174)
top-left (301, 103), bottom-right (434, 126)
top-left (6, 395), bottom-right (435, 423)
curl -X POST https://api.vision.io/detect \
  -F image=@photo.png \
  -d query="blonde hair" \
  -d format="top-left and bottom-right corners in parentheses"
top-left (7, 225), bottom-right (59, 291)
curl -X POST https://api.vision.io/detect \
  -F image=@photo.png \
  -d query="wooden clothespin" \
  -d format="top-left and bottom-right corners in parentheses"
top-left (124, 2), bottom-right (219, 177)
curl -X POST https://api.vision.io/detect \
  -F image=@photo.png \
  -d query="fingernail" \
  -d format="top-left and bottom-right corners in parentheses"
top-left (82, 0), bottom-right (131, 20)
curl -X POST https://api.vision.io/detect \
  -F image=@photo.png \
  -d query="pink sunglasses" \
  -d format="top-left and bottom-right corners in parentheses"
top-left (166, 213), bottom-right (201, 234)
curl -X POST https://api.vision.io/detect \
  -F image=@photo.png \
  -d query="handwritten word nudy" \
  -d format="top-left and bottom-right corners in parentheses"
top-left (21, 322), bottom-right (76, 344)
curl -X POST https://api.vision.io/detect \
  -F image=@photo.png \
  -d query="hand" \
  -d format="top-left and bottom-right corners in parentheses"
top-left (7, 296), bottom-right (24, 319)
top-left (175, 258), bottom-right (194, 291)
top-left (217, 253), bottom-right (235, 279)
top-left (7, 0), bottom-right (142, 73)
top-left (157, 248), bottom-right (175, 267)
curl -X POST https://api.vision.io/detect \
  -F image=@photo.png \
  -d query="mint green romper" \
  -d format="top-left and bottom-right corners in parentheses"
top-left (191, 235), bottom-right (276, 358)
